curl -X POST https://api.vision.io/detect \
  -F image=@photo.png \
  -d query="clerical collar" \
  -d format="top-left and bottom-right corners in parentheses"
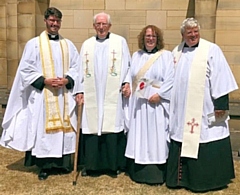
top-left (96, 32), bottom-right (110, 40)
top-left (143, 47), bottom-right (158, 54)
top-left (48, 34), bottom-right (59, 40)
top-left (184, 42), bottom-right (199, 48)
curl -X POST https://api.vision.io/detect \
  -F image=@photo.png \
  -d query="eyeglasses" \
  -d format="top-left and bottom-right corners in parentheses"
top-left (94, 23), bottom-right (109, 28)
top-left (145, 35), bottom-right (157, 39)
top-left (47, 19), bottom-right (62, 24)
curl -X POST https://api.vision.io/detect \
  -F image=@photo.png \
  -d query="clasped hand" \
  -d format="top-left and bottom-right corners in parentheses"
top-left (121, 83), bottom-right (131, 98)
top-left (44, 77), bottom-right (68, 89)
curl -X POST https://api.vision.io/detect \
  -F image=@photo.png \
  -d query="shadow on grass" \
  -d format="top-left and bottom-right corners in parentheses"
top-left (6, 157), bottom-right (38, 173)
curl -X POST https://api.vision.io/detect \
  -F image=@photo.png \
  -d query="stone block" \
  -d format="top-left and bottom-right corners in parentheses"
top-left (60, 29), bottom-right (88, 43)
top-left (0, 74), bottom-right (7, 87)
top-left (6, 41), bottom-right (18, 60)
top-left (196, 16), bottom-right (216, 30)
top-left (0, 0), bottom-right (6, 5)
top-left (224, 46), bottom-right (240, 52)
top-left (218, 0), bottom-right (240, 10)
top-left (61, 10), bottom-right (74, 17)
top-left (6, 0), bottom-right (17, 3)
top-left (37, 0), bottom-right (49, 3)
top-left (216, 17), bottom-right (240, 30)
top-left (106, 0), bottom-right (125, 10)
top-left (129, 24), bottom-right (146, 30)
top-left (0, 58), bottom-right (7, 76)
top-left (216, 31), bottom-right (240, 46)
top-left (0, 5), bottom-right (6, 17)
top-left (129, 29), bottom-right (140, 39)
top-left (223, 51), bottom-right (240, 67)
top-left (0, 41), bottom-right (6, 58)
top-left (7, 27), bottom-right (17, 41)
top-left (74, 10), bottom-right (93, 29)
top-left (111, 25), bottom-right (129, 40)
top-left (113, 15), bottom-right (145, 25)
top-left (126, 0), bottom-right (161, 10)
top-left (217, 10), bottom-right (240, 17)
top-left (0, 17), bottom-right (6, 28)
top-left (195, 0), bottom-right (218, 15)
top-left (83, 0), bottom-right (105, 9)
top-left (231, 65), bottom-right (240, 88)
top-left (36, 2), bottom-right (48, 15)
top-left (7, 15), bottom-right (17, 28)
top-left (36, 14), bottom-right (45, 28)
top-left (146, 11), bottom-right (167, 29)
top-left (168, 11), bottom-right (188, 17)
top-left (18, 14), bottom-right (35, 28)
top-left (199, 30), bottom-right (215, 42)
top-left (18, 1), bottom-right (35, 14)
top-left (167, 16), bottom-right (186, 30)
top-left (18, 42), bottom-right (27, 58)
top-left (6, 3), bottom-right (17, 16)
top-left (74, 42), bottom-right (82, 52)
top-left (50, 0), bottom-right (83, 10)
top-left (18, 28), bottom-right (35, 43)
top-left (36, 27), bottom-right (46, 36)
top-left (0, 29), bottom-right (6, 41)
top-left (162, 0), bottom-right (190, 10)
top-left (163, 30), bottom-right (182, 45)
top-left (61, 15), bottom-right (74, 29)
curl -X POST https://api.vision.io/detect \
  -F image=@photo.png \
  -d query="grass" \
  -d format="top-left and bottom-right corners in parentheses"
top-left (0, 146), bottom-right (239, 195)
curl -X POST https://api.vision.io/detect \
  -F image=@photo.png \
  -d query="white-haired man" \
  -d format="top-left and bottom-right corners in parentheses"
top-left (78, 12), bottom-right (131, 177)
top-left (166, 17), bottom-right (238, 192)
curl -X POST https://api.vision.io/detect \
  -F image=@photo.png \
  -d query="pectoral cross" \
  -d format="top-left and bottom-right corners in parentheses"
top-left (187, 118), bottom-right (199, 134)
top-left (85, 52), bottom-right (91, 77)
top-left (111, 49), bottom-right (117, 76)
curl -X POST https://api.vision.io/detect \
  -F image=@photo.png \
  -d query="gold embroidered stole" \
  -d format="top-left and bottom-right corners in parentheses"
top-left (132, 50), bottom-right (165, 93)
top-left (174, 39), bottom-right (211, 159)
top-left (39, 31), bottom-right (73, 133)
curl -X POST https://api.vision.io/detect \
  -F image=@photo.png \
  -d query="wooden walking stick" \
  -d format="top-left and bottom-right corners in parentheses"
top-left (73, 103), bottom-right (83, 185)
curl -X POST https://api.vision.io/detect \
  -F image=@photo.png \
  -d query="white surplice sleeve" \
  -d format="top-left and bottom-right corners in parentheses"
top-left (208, 44), bottom-right (238, 99)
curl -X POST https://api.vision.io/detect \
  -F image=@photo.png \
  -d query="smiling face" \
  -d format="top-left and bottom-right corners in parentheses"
top-left (182, 26), bottom-right (200, 47)
top-left (93, 14), bottom-right (111, 39)
top-left (144, 28), bottom-right (157, 51)
top-left (44, 15), bottom-right (61, 35)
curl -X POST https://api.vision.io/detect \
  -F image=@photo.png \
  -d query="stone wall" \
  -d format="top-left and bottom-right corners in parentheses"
top-left (1, 0), bottom-right (240, 138)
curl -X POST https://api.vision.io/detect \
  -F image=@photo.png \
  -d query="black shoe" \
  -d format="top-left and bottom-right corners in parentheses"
top-left (38, 169), bottom-right (50, 180)
top-left (81, 168), bottom-right (88, 177)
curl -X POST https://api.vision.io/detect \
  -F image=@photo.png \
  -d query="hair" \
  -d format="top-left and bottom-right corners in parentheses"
top-left (180, 18), bottom-right (200, 34)
top-left (44, 7), bottom-right (62, 19)
top-left (137, 25), bottom-right (164, 50)
top-left (93, 12), bottom-right (111, 24)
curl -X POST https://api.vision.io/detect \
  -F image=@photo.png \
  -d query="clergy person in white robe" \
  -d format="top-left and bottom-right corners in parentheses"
top-left (0, 7), bottom-right (83, 180)
top-left (125, 25), bottom-right (174, 184)
top-left (166, 18), bottom-right (238, 192)
top-left (78, 12), bottom-right (131, 177)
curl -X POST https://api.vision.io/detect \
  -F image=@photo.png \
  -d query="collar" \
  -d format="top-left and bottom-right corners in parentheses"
top-left (48, 34), bottom-right (59, 40)
top-left (184, 42), bottom-right (199, 48)
top-left (96, 32), bottom-right (110, 40)
top-left (143, 47), bottom-right (159, 54)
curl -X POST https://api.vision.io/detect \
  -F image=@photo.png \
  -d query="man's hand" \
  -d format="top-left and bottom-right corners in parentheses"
top-left (75, 93), bottom-right (84, 105)
top-left (215, 110), bottom-right (226, 118)
top-left (148, 93), bottom-right (161, 104)
top-left (44, 77), bottom-right (68, 89)
top-left (121, 83), bottom-right (131, 98)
